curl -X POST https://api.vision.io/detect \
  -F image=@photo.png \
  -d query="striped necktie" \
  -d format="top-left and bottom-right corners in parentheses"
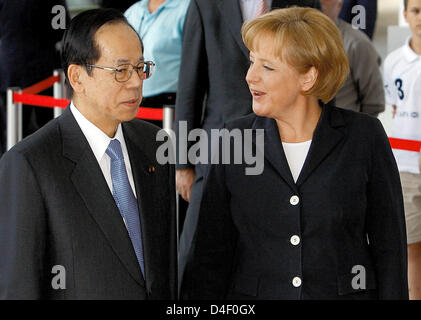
top-left (256, 0), bottom-right (269, 17)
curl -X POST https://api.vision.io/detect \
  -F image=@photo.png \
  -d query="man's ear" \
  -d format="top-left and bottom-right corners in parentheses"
top-left (67, 64), bottom-right (85, 94)
top-left (404, 9), bottom-right (408, 22)
top-left (301, 66), bottom-right (318, 92)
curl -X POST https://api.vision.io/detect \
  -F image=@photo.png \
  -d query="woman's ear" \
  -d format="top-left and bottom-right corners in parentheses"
top-left (67, 64), bottom-right (85, 94)
top-left (301, 66), bottom-right (318, 92)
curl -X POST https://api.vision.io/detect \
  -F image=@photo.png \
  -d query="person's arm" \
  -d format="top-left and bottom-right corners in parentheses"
top-left (383, 55), bottom-right (398, 119)
top-left (181, 162), bottom-right (237, 299)
top-left (365, 118), bottom-right (409, 299)
top-left (175, 0), bottom-right (208, 169)
top-left (392, 104), bottom-right (397, 118)
top-left (0, 150), bottom-right (47, 299)
top-left (350, 36), bottom-right (385, 117)
top-left (174, 0), bottom-right (208, 199)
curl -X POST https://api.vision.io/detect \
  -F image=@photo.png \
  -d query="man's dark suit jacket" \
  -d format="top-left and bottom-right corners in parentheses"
top-left (0, 107), bottom-right (177, 299)
top-left (175, 0), bottom-right (321, 170)
top-left (184, 105), bottom-right (408, 299)
top-left (0, 0), bottom-right (68, 92)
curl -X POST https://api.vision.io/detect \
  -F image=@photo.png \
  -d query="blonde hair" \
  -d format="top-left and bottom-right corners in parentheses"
top-left (242, 7), bottom-right (349, 103)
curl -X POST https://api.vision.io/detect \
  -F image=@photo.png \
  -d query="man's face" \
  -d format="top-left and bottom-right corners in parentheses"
top-left (405, 0), bottom-right (421, 38)
top-left (78, 22), bottom-right (143, 134)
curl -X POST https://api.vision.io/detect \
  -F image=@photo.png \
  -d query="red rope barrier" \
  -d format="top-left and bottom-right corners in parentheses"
top-left (389, 137), bottom-right (421, 152)
top-left (21, 75), bottom-right (60, 95)
top-left (12, 92), bottom-right (164, 120)
top-left (136, 107), bottom-right (163, 120)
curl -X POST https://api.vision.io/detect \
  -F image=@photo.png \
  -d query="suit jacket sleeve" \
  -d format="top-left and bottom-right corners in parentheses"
top-left (348, 33), bottom-right (385, 116)
top-left (183, 162), bottom-right (237, 299)
top-left (175, 0), bottom-right (208, 169)
top-left (0, 150), bottom-right (47, 299)
top-left (366, 118), bottom-right (409, 299)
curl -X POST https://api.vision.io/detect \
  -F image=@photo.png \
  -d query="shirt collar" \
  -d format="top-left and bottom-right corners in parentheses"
top-left (70, 101), bottom-right (125, 163)
top-left (404, 37), bottom-right (421, 63)
top-left (140, 0), bottom-right (178, 12)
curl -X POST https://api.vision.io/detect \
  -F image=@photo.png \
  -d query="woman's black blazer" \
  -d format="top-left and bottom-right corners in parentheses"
top-left (184, 104), bottom-right (408, 300)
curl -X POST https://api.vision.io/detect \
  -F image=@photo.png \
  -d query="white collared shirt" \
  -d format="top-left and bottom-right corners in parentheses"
top-left (384, 37), bottom-right (421, 174)
top-left (282, 140), bottom-right (312, 183)
top-left (239, 0), bottom-right (273, 22)
top-left (70, 102), bottom-right (137, 197)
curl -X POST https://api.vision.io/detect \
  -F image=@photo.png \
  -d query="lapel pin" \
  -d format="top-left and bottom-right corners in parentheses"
top-left (148, 165), bottom-right (156, 173)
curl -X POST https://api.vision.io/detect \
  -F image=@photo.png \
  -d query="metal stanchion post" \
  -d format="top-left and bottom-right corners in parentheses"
top-left (53, 69), bottom-right (64, 118)
top-left (17, 89), bottom-right (22, 142)
top-left (162, 105), bottom-right (179, 250)
top-left (7, 87), bottom-right (22, 150)
top-left (163, 105), bottom-right (174, 134)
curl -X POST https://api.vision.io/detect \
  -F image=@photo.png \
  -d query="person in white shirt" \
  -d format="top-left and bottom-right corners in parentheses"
top-left (384, 0), bottom-right (421, 300)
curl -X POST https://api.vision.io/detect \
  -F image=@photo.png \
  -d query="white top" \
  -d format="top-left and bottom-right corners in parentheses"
top-left (282, 140), bottom-right (312, 183)
top-left (239, 0), bottom-right (272, 21)
top-left (384, 37), bottom-right (421, 174)
top-left (70, 102), bottom-right (137, 197)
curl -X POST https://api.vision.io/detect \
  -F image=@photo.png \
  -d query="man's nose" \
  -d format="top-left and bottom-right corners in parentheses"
top-left (126, 68), bottom-right (143, 88)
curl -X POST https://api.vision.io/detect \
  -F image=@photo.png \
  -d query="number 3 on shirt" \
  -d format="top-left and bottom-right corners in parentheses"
top-left (394, 78), bottom-right (404, 100)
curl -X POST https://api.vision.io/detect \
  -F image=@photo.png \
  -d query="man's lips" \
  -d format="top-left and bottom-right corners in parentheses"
top-left (122, 98), bottom-right (140, 106)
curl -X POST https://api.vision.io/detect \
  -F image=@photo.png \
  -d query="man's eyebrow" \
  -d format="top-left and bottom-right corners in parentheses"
top-left (115, 58), bottom-right (145, 64)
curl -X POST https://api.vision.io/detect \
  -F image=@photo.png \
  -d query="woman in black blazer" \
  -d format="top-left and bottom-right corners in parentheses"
top-left (182, 7), bottom-right (408, 300)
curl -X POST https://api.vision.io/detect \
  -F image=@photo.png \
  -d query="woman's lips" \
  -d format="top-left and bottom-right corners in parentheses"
top-left (251, 90), bottom-right (266, 99)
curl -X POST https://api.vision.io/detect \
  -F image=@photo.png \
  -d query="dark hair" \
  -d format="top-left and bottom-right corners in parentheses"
top-left (404, 0), bottom-right (408, 10)
top-left (60, 8), bottom-right (143, 93)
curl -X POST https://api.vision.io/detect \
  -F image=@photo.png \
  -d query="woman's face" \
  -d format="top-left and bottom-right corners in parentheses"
top-left (246, 37), bottom-right (304, 119)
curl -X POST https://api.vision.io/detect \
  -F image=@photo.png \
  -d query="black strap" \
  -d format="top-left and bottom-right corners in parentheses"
top-left (140, 92), bottom-right (177, 108)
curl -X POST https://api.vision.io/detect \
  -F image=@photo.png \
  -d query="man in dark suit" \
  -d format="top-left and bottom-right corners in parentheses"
top-left (176, 0), bottom-right (321, 292)
top-left (0, 0), bottom-right (69, 156)
top-left (0, 8), bottom-right (176, 299)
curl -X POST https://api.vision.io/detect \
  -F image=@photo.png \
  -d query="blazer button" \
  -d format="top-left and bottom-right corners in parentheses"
top-left (290, 195), bottom-right (299, 205)
top-left (292, 277), bottom-right (302, 288)
top-left (290, 235), bottom-right (300, 246)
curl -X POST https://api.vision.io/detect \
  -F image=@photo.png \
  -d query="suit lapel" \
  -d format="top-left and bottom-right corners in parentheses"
top-left (59, 107), bottom-right (145, 287)
top-left (217, 0), bottom-right (249, 59)
top-left (123, 123), bottom-right (164, 294)
top-left (253, 116), bottom-right (297, 192)
top-left (252, 104), bottom-right (346, 190)
top-left (296, 104), bottom-right (346, 186)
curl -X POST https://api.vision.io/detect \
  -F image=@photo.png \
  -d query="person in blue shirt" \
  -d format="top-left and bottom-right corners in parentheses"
top-left (125, 0), bottom-right (190, 127)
